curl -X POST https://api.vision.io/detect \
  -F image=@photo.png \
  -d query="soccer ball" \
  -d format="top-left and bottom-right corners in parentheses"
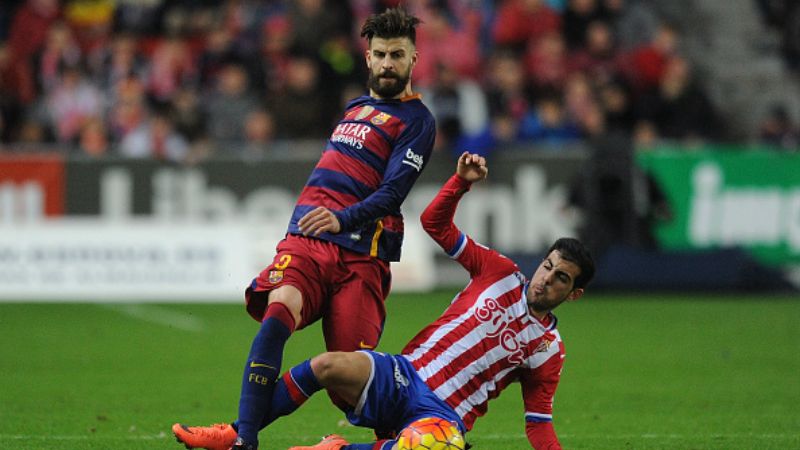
top-left (396, 417), bottom-right (466, 450)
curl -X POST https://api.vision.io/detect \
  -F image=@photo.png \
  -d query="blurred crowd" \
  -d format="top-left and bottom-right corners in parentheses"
top-left (0, 0), bottom-right (796, 163)
top-left (756, 0), bottom-right (800, 74)
top-left (755, 0), bottom-right (800, 151)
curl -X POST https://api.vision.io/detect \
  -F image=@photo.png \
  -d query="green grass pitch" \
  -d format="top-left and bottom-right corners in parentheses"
top-left (1, 291), bottom-right (798, 449)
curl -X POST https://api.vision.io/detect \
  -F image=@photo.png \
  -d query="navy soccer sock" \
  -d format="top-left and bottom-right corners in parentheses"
top-left (259, 358), bottom-right (322, 428)
top-left (236, 302), bottom-right (295, 445)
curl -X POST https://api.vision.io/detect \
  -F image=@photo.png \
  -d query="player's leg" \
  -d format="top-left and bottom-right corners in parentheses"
top-left (310, 351), bottom-right (372, 405)
top-left (288, 351), bottom-right (412, 450)
top-left (257, 349), bottom-right (372, 428)
top-left (234, 237), bottom-right (331, 448)
top-left (323, 249), bottom-right (391, 353)
top-left (322, 253), bottom-right (391, 439)
top-left (288, 354), bottom-right (468, 450)
top-left (237, 351), bottom-right (379, 450)
top-left (174, 236), bottom-right (329, 450)
top-left (248, 256), bottom-right (388, 431)
top-left (172, 294), bottom-right (301, 450)
top-left (234, 285), bottom-right (301, 447)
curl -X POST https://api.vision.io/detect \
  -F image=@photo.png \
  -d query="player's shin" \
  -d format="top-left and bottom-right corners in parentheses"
top-left (236, 302), bottom-right (295, 446)
top-left (259, 359), bottom-right (322, 428)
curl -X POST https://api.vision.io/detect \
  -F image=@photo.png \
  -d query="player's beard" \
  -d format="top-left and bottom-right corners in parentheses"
top-left (528, 293), bottom-right (568, 315)
top-left (527, 284), bottom-right (561, 314)
top-left (368, 68), bottom-right (410, 98)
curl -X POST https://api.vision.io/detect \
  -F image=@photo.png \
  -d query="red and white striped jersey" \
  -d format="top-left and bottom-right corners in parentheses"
top-left (402, 174), bottom-right (565, 431)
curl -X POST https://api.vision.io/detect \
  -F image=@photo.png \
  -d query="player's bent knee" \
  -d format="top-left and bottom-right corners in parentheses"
top-left (311, 352), bottom-right (369, 407)
top-left (312, 351), bottom-right (367, 386)
top-left (267, 285), bottom-right (303, 323)
top-left (310, 352), bottom-right (346, 384)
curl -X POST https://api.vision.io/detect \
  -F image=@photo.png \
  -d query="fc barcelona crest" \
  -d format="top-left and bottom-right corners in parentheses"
top-left (268, 270), bottom-right (284, 283)
top-left (371, 112), bottom-right (392, 125)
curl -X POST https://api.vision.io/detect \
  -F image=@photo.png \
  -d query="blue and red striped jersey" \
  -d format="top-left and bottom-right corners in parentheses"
top-left (287, 94), bottom-right (435, 262)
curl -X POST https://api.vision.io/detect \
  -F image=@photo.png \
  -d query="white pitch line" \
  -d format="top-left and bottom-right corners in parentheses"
top-left (1, 434), bottom-right (168, 441)
top-left (100, 304), bottom-right (207, 332)
top-left (2, 432), bottom-right (797, 442)
top-left (466, 433), bottom-right (799, 440)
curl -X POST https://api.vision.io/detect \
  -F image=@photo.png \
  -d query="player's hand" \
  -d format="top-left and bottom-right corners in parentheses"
top-left (298, 207), bottom-right (342, 236)
top-left (456, 151), bottom-right (488, 183)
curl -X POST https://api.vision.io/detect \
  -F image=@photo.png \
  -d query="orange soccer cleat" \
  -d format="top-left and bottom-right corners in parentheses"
top-left (287, 434), bottom-right (350, 450)
top-left (171, 422), bottom-right (238, 450)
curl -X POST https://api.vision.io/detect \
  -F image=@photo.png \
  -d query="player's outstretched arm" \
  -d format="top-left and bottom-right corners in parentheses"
top-left (420, 152), bottom-right (487, 251)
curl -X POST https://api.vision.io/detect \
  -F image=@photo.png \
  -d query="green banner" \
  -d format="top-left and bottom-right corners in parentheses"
top-left (637, 147), bottom-right (800, 266)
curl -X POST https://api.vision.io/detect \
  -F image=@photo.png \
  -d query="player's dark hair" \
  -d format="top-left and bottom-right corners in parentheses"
top-left (360, 7), bottom-right (421, 45)
top-left (548, 237), bottom-right (595, 289)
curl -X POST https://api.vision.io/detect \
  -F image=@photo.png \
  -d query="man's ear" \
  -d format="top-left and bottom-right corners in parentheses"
top-left (567, 288), bottom-right (584, 302)
top-left (365, 49), bottom-right (371, 67)
top-left (411, 50), bottom-right (419, 67)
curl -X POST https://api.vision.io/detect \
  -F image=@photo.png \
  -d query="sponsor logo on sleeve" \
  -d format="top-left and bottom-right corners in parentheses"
top-left (403, 148), bottom-right (424, 172)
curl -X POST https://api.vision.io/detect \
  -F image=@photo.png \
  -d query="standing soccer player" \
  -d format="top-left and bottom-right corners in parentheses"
top-left (172, 8), bottom-right (435, 450)
top-left (203, 152), bottom-right (595, 450)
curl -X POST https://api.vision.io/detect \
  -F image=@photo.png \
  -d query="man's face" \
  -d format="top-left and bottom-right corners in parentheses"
top-left (365, 36), bottom-right (417, 99)
top-left (527, 250), bottom-right (583, 313)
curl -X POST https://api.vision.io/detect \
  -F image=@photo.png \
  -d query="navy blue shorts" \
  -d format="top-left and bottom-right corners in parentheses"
top-left (346, 351), bottom-right (466, 435)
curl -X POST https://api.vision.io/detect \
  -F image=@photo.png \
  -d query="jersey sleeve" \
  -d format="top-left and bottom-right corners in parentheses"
top-left (421, 174), bottom-right (511, 277)
top-left (334, 113), bottom-right (435, 231)
top-left (525, 422), bottom-right (562, 450)
top-left (519, 346), bottom-right (564, 449)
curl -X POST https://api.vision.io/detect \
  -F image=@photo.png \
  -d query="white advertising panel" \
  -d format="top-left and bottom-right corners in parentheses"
top-left (0, 220), bottom-right (265, 301)
top-left (0, 220), bottom-right (435, 302)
